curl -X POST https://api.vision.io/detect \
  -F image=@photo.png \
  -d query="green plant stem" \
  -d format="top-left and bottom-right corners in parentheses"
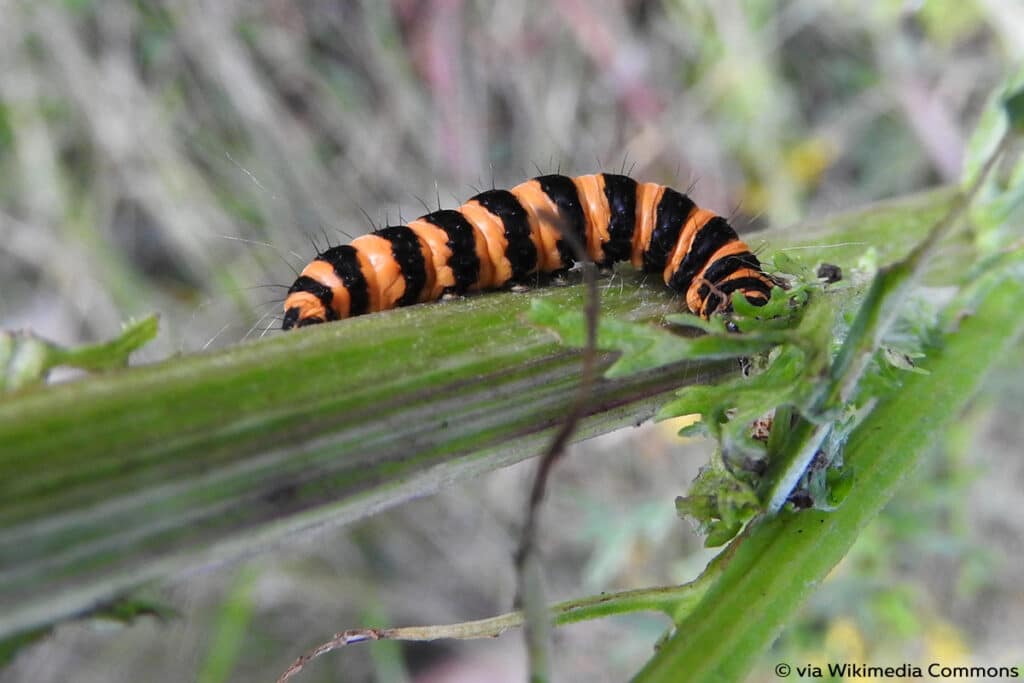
top-left (0, 281), bottom-right (721, 640)
top-left (761, 130), bottom-right (1013, 513)
top-left (633, 247), bottom-right (1024, 683)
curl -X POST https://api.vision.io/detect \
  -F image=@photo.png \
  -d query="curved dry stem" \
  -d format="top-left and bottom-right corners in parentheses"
top-left (274, 577), bottom-right (712, 683)
top-left (513, 215), bottom-right (601, 683)
top-left (276, 616), bottom-right (521, 683)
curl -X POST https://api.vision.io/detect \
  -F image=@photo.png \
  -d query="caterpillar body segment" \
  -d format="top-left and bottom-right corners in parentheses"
top-left (282, 173), bottom-right (776, 330)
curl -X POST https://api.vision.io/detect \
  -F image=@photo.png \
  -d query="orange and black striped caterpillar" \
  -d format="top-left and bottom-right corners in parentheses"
top-left (283, 173), bottom-right (777, 330)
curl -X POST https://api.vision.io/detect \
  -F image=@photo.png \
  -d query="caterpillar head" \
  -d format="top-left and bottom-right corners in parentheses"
top-left (282, 245), bottom-right (369, 329)
top-left (282, 275), bottom-right (333, 330)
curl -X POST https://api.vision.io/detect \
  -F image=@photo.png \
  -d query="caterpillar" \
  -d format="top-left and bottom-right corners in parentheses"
top-left (282, 173), bottom-right (777, 330)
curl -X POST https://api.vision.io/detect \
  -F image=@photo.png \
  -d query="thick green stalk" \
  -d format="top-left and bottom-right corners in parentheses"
top-left (0, 283), bottom-right (719, 639)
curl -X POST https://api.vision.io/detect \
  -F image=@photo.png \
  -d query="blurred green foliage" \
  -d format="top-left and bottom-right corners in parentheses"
top-left (197, 567), bottom-right (258, 683)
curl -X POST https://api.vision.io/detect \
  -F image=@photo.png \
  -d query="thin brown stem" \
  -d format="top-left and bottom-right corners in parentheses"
top-left (512, 215), bottom-right (601, 683)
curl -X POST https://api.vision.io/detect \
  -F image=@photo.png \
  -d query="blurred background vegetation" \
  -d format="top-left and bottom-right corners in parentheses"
top-left (1, 1), bottom-right (1021, 681)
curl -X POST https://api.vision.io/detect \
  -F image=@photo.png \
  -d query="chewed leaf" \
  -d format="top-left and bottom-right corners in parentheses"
top-left (527, 299), bottom-right (791, 378)
top-left (51, 315), bottom-right (159, 372)
top-left (770, 251), bottom-right (807, 277)
top-left (657, 345), bottom-right (808, 428)
top-left (1, 315), bottom-right (158, 393)
top-left (676, 465), bottom-right (760, 547)
top-left (732, 286), bottom-right (808, 328)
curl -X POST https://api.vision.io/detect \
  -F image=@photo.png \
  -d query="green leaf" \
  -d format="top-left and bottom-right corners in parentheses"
top-left (676, 466), bottom-right (761, 547)
top-left (633, 248), bottom-right (1024, 683)
top-left (656, 345), bottom-right (808, 427)
top-left (1, 315), bottom-right (158, 393)
top-left (527, 298), bottom-right (792, 378)
top-left (49, 315), bottom-right (159, 372)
